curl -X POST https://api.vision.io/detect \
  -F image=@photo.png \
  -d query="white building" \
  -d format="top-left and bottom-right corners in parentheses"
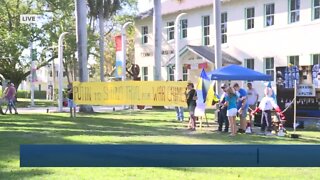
top-left (19, 59), bottom-right (71, 99)
top-left (134, 0), bottom-right (320, 92)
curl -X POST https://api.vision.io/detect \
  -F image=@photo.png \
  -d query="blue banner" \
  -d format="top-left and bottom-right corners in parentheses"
top-left (20, 145), bottom-right (320, 167)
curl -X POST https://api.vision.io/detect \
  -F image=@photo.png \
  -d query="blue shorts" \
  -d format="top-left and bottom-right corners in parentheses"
top-left (238, 108), bottom-right (248, 118)
top-left (68, 99), bottom-right (76, 108)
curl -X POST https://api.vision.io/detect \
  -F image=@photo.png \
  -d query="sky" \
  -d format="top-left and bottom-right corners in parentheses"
top-left (138, 0), bottom-right (168, 12)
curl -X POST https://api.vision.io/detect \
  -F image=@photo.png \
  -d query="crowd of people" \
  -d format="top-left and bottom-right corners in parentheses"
top-left (180, 81), bottom-right (285, 136)
top-left (0, 81), bottom-right (18, 115)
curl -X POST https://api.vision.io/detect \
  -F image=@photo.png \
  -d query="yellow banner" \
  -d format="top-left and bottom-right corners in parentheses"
top-left (73, 81), bottom-right (188, 107)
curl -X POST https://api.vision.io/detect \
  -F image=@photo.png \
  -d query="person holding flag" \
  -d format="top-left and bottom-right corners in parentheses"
top-left (251, 87), bottom-right (285, 135)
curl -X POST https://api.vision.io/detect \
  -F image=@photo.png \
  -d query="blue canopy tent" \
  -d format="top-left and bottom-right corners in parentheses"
top-left (208, 64), bottom-right (272, 81)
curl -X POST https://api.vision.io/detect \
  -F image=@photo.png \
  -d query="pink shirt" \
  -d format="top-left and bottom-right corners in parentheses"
top-left (5, 86), bottom-right (16, 100)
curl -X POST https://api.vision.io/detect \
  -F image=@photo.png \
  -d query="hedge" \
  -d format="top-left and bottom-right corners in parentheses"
top-left (16, 90), bottom-right (47, 99)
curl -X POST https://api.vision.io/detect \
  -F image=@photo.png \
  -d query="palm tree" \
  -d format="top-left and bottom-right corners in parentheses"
top-left (87, 0), bottom-right (121, 82)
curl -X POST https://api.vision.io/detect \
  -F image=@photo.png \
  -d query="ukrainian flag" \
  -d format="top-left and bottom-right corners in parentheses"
top-left (197, 69), bottom-right (219, 107)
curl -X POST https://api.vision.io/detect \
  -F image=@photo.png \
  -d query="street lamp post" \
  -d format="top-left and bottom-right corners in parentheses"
top-left (58, 32), bottom-right (69, 112)
top-left (174, 13), bottom-right (187, 81)
top-left (121, 22), bottom-right (132, 81)
top-left (213, 0), bottom-right (222, 94)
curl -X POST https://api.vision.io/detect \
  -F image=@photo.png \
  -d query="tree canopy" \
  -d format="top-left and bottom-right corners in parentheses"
top-left (0, 0), bottom-right (138, 90)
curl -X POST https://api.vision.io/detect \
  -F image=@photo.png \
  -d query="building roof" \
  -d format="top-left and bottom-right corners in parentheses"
top-left (164, 45), bottom-right (242, 66)
top-left (136, 0), bottom-right (215, 20)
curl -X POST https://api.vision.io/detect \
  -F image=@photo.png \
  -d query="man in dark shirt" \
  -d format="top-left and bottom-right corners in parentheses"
top-left (186, 83), bottom-right (197, 131)
top-left (67, 84), bottom-right (76, 118)
top-left (218, 83), bottom-right (229, 132)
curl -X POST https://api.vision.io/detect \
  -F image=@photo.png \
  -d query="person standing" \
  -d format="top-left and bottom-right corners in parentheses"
top-left (233, 83), bottom-right (248, 133)
top-left (186, 83), bottom-right (197, 131)
top-left (67, 84), bottom-right (76, 118)
top-left (4, 82), bottom-right (18, 114)
top-left (217, 83), bottom-right (229, 132)
top-left (175, 106), bottom-right (184, 121)
top-left (175, 79), bottom-right (184, 121)
top-left (223, 87), bottom-right (238, 136)
top-left (247, 82), bottom-right (259, 131)
top-left (251, 87), bottom-right (285, 135)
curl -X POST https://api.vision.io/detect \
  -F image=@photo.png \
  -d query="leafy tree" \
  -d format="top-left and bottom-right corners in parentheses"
top-left (0, 0), bottom-right (45, 90)
top-left (0, 0), bottom-right (99, 90)
top-left (87, 0), bottom-right (137, 81)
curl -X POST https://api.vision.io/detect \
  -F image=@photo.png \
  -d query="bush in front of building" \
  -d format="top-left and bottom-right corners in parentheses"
top-left (16, 90), bottom-right (47, 99)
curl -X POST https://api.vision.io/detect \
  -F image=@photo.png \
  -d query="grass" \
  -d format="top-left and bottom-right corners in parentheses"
top-left (0, 109), bottom-right (320, 179)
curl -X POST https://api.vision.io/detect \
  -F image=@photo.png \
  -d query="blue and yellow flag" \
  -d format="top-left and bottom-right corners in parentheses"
top-left (197, 69), bottom-right (219, 107)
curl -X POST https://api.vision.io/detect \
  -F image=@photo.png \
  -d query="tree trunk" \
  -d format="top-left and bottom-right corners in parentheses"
top-left (153, 0), bottom-right (164, 109)
top-left (76, 0), bottom-right (94, 113)
top-left (73, 54), bottom-right (77, 81)
top-left (64, 61), bottom-right (71, 85)
top-left (98, 5), bottom-right (105, 82)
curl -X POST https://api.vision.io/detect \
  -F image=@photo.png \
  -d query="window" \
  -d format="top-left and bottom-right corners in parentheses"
top-left (221, 12), bottom-right (228, 44)
top-left (289, 0), bottom-right (300, 23)
top-left (183, 66), bottom-right (188, 81)
top-left (180, 19), bottom-right (188, 39)
top-left (264, 57), bottom-right (274, 81)
top-left (265, 3), bottom-right (275, 26)
top-left (142, 67), bottom-right (148, 81)
top-left (313, 0), bottom-right (320, 20)
top-left (312, 54), bottom-right (320, 64)
top-left (141, 26), bottom-right (148, 44)
top-left (202, 16), bottom-right (210, 45)
top-left (288, 55), bottom-right (299, 66)
top-left (245, 58), bottom-right (254, 69)
top-left (245, 7), bottom-right (255, 30)
top-left (167, 21), bottom-right (174, 40)
top-left (168, 66), bottom-right (175, 81)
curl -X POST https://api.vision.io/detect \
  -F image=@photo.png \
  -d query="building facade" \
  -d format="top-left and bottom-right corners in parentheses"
top-left (134, 0), bottom-right (320, 92)
top-left (19, 59), bottom-right (71, 100)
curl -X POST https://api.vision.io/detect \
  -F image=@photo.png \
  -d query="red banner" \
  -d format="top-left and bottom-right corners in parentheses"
top-left (115, 35), bottom-right (122, 52)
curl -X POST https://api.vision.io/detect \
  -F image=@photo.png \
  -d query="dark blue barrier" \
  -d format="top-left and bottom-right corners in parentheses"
top-left (20, 145), bottom-right (320, 167)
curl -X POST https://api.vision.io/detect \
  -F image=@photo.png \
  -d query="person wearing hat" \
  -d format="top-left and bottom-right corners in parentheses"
top-left (186, 82), bottom-right (197, 131)
top-left (217, 83), bottom-right (229, 132)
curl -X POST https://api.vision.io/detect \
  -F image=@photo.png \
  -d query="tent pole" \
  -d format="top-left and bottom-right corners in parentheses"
top-left (293, 79), bottom-right (297, 132)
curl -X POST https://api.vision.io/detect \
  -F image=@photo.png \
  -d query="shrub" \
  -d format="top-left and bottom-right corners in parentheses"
top-left (16, 90), bottom-right (47, 99)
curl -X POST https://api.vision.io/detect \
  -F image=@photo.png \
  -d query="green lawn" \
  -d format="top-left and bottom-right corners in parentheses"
top-left (0, 109), bottom-right (319, 179)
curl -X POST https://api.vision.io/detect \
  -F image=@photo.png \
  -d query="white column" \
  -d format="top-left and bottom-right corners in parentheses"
top-left (121, 22), bottom-right (132, 81)
top-left (30, 42), bottom-right (35, 106)
top-left (174, 13), bottom-right (187, 81)
top-left (58, 32), bottom-right (69, 112)
top-left (153, 0), bottom-right (162, 80)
